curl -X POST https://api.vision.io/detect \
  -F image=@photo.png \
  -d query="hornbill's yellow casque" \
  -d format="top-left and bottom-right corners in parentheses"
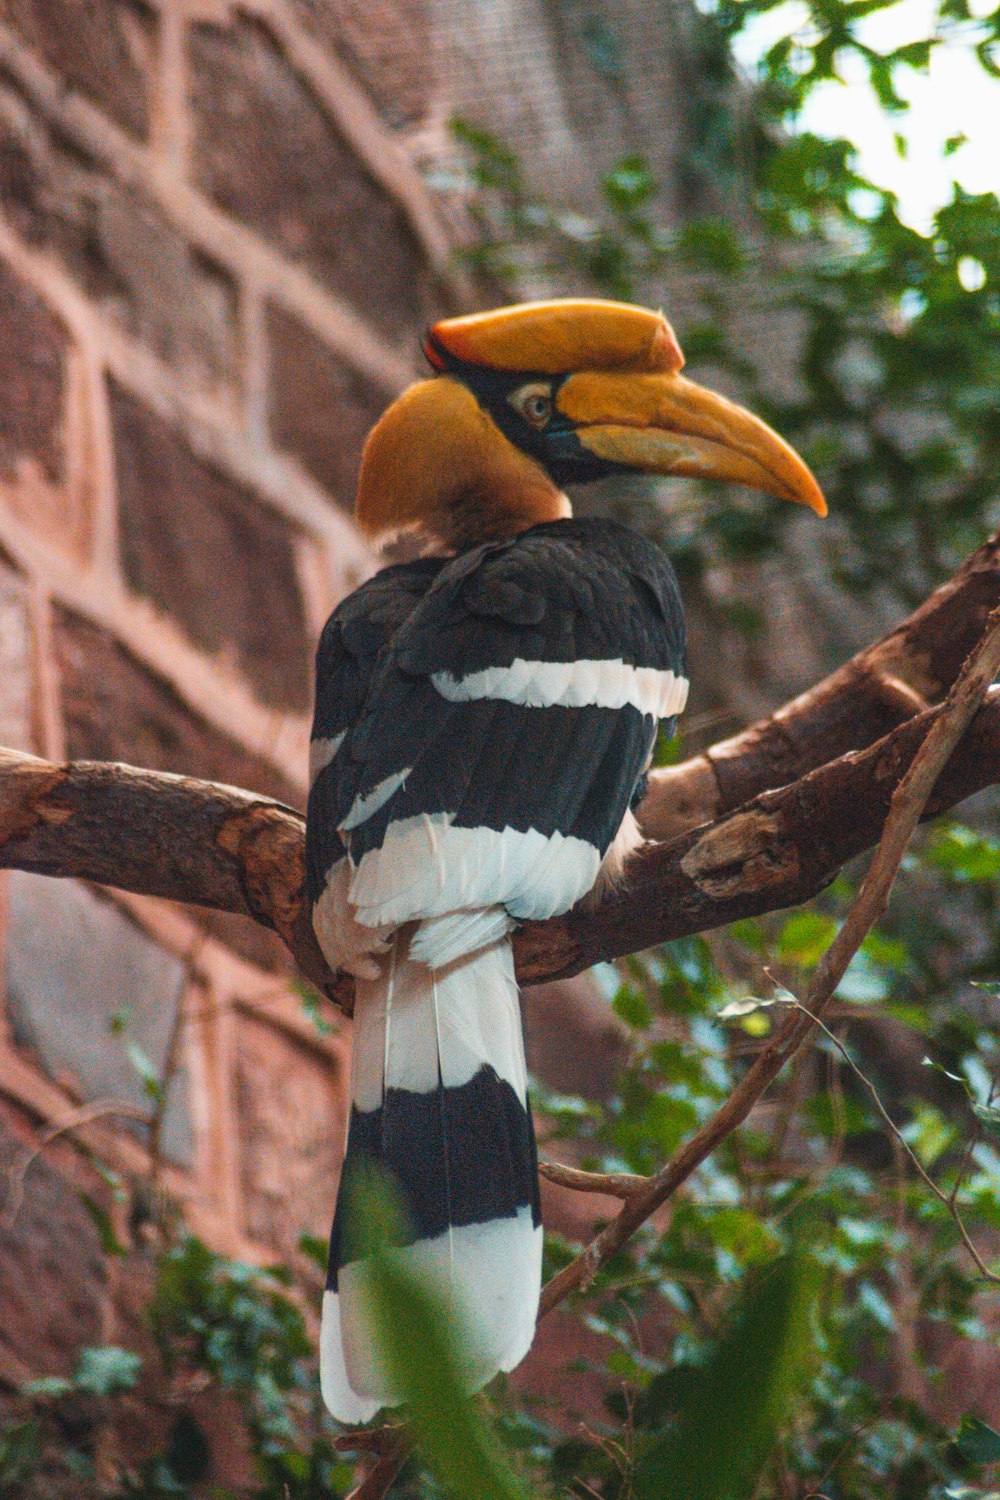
top-left (306, 298), bottom-right (826, 1422)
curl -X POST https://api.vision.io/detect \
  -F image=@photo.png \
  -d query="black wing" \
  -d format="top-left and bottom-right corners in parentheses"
top-left (306, 557), bottom-right (445, 908)
top-left (334, 518), bottom-right (687, 930)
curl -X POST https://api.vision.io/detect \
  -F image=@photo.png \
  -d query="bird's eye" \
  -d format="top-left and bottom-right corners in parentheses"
top-left (508, 382), bottom-right (553, 429)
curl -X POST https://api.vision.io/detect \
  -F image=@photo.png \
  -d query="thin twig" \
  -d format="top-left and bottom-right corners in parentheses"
top-left (344, 1436), bottom-right (409, 1500)
top-left (789, 995), bottom-right (1000, 1283)
top-left (147, 934), bottom-right (206, 1184)
top-left (537, 1160), bottom-right (647, 1198)
top-left (2, 1099), bottom-right (150, 1228)
top-left (538, 601), bottom-right (1000, 1319)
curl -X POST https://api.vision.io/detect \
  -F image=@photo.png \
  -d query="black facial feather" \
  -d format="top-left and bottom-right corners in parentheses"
top-left (423, 331), bottom-right (624, 486)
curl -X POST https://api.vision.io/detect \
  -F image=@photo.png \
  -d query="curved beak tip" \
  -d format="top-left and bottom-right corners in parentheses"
top-left (793, 475), bottom-right (828, 517)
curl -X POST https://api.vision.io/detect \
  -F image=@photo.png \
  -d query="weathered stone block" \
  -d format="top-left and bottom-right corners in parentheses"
top-left (0, 560), bottom-right (34, 752)
top-left (0, 1105), bottom-right (107, 1375)
top-left (110, 382), bottom-right (311, 714)
top-left (3, 0), bottom-right (154, 139)
top-left (190, 910), bottom-right (294, 976)
top-left (52, 605), bottom-right (303, 809)
top-left (0, 260), bottom-right (65, 484)
top-left (234, 1014), bottom-right (342, 1253)
top-left (189, 16), bottom-right (430, 338)
top-left (5, 873), bottom-right (193, 1164)
top-left (92, 191), bottom-right (238, 388)
top-left (289, 0), bottom-right (435, 129)
top-left (0, 84), bottom-right (237, 388)
top-left (267, 304), bottom-right (384, 505)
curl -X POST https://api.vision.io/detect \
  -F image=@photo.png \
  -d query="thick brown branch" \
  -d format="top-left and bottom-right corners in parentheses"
top-left (0, 751), bottom-right (351, 1009)
top-left (515, 685), bottom-right (1000, 985)
top-left (0, 686), bottom-right (998, 1011)
top-left (643, 528), bottom-right (1000, 840)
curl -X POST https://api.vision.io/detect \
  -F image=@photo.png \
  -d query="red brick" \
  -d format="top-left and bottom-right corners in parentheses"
top-left (110, 382), bottom-right (311, 714)
top-left (51, 605), bottom-right (303, 809)
top-left (290, 0), bottom-right (435, 129)
top-left (0, 85), bottom-right (237, 388)
top-left (268, 304), bottom-right (385, 505)
top-left (189, 16), bottom-right (432, 340)
top-left (234, 1014), bottom-right (343, 1254)
top-left (0, 557), bottom-right (34, 752)
top-left (6, 873), bottom-right (193, 1165)
top-left (0, 1103), bottom-right (106, 1376)
top-left (0, 259), bottom-right (65, 483)
top-left (3, 0), bottom-right (154, 139)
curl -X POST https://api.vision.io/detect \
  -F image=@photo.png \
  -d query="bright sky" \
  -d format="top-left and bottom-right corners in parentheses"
top-left (729, 0), bottom-right (1000, 233)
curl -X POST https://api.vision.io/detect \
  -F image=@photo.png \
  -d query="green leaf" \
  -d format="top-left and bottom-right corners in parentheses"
top-left (350, 1173), bottom-right (530, 1500)
top-left (901, 1102), bottom-right (957, 1168)
top-left (81, 1194), bottom-right (127, 1257)
top-left (603, 154), bottom-right (657, 214)
top-left (291, 978), bottom-right (333, 1037)
top-left (73, 1345), bottom-right (142, 1396)
top-left (614, 986), bottom-right (652, 1029)
top-left (922, 1056), bottom-right (971, 1092)
top-left (22, 1375), bottom-right (73, 1399)
top-left (778, 911), bottom-right (837, 967)
top-left (857, 1280), bottom-right (896, 1331)
top-left (126, 1043), bottom-right (163, 1104)
top-left (717, 994), bottom-right (778, 1019)
top-left (971, 1102), bottom-right (1000, 1144)
top-left (675, 218), bottom-right (746, 275)
top-left (861, 930), bottom-right (909, 970)
top-left (298, 1231), bottom-right (328, 1270)
top-left (0, 1420), bottom-right (40, 1483)
top-left (632, 1242), bottom-right (819, 1500)
top-left (927, 826), bottom-right (1000, 882)
top-left (953, 1416), bottom-right (1000, 1465)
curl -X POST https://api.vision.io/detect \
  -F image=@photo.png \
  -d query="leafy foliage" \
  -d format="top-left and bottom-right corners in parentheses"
top-left (453, 1), bottom-right (1000, 601)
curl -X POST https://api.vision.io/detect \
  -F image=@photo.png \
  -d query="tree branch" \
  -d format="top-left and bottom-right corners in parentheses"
top-left (1, 689), bottom-right (999, 1012)
top-left (515, 684), bottom-right (1000, 985)
top-left (0, 752), bottom-right (352, 1008)
top-left (0, 536), bottom-right (997, 1014)
top-left (642, 527), bottom-right (1000, 840)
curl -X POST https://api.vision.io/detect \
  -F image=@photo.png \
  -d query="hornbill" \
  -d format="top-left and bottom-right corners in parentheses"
top-left (306, 298), bottom-right (826, 1422)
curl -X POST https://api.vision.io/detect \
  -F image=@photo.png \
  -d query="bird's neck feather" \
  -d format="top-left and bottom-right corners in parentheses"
top-left (355, 377), bottom-right (571, 554)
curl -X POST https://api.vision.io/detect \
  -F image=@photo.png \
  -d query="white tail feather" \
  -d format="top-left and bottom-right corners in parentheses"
top-left (320, 930), bottom-right (543, 1423)
top-left (409, 905), bottom-right (516, 969)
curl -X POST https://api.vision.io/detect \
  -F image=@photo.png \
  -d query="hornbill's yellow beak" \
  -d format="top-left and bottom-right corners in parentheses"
top-left (558, 369), bottom-right (827, 513)
top-left (426, 299), bottom-right (827, 517)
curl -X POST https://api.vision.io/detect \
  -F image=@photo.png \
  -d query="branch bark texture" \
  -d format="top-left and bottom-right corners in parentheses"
top-left (642, 528), bottom-right (1000, 838)
top-left (0, 533), bottom-right (997, 1012)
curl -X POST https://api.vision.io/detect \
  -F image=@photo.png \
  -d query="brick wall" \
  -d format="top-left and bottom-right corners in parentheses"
top-left (0, 0), bottom-right (465, 1386)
